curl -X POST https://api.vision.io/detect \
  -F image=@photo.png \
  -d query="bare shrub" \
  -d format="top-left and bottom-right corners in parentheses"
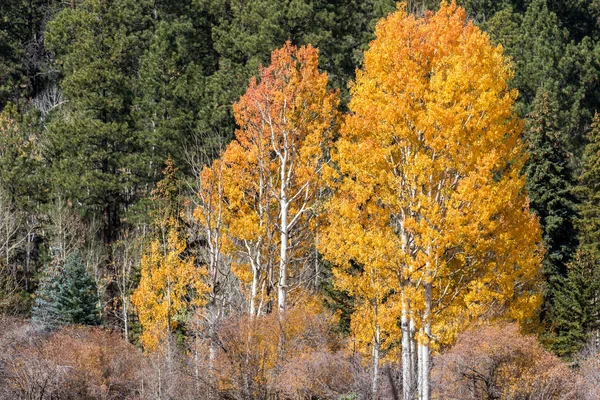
top-left (573, 338), bottom-right (600, 399)
top-left (0, 318), bottom-right (143, 399)
top-left (432, 323), bottom-right (575, 400)
top-left (137, 344), bottom-right (203, 400)
top-left (576, 354), bottom-right (600, 400)
top-left (210, 302), bottom-right (360, 399)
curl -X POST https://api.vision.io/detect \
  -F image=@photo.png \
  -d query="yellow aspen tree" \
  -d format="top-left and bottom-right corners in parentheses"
top-left (194, 136), bottom-right (275, 317)
top-left (199, 42), bottom-right (339, 317)
top-left (319, 3), bottom-right (543, 399)
top-left (132, 162), bottom-right (209, 352)
top-left (131, 230), bottom-right (207, 352)
top-left (193, 159), bottom-right (227, 304)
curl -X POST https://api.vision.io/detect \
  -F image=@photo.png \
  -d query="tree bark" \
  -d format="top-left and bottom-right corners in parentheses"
top-left (103, 203), bottom-right (119, 327)
top-left (422, 281), bottom-right (432, 400)
top-left (417, 341), bottom-right (423, 400)
top-left (250, 262), bottom-right (260, 317)
top-left (418, 282), bottom-right (432, 400)
top-left (410, 317), bottom-right (417, 395)
top-left (278, 159), bottom-right (289, 315)
top-left (402, 302), bottom-right (412, 400)
top-left (373, 322), bottom-right (381, 399)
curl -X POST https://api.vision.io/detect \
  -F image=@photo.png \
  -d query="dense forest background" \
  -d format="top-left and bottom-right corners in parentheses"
top-left (2, 0), bottom-right (600, 399)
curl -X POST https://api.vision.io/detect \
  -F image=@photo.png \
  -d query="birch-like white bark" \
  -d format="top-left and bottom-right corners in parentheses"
top-left (373, 322), bottom-right (381, 398)
top-left (277, 148), bottom-right (289, 315)
top-left (421, 282), bottom-right (432, 400)
top-left (401, 301), bottom-right (412, 400)
top-left (250, 263), bottom-right (259, 317)
top-left (409, 317), bottom-right (417, 396)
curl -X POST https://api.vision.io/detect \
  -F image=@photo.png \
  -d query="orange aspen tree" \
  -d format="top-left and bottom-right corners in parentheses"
top-left (319, 3), bottom-right (543, 400)
top-left (200, 42), bottom-right (339, 317)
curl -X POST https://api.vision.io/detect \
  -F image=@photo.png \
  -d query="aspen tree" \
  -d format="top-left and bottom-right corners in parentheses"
top-left (132, 162), bottom-right (209, 352)
top-left (320, 3), bottom-right (543, 399)
top-left (199, 42), bottom-right (339, 316)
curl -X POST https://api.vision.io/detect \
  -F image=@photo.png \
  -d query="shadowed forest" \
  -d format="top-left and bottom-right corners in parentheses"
top-left (2, 0), bottom-right (600, 399)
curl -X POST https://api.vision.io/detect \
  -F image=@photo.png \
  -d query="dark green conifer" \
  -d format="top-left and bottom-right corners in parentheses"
top-left (57, 252), bottom-right (101, 326)
top-left (32, 257), bottom-right (65, 329)
top-left (43, 0), bottom-right (154, 324)
top-left (553, 113), bottom-right (600, 356)
top-left (44, 0), bottom-right (154, 238)
top-left (0, 0), bottom-right (63, 110)
top-left (552, 250), bottom-right (600, 356)
top-left (524, 88), bottom-right (578, 322)
top-left (134, 9), bottom-right (217, 172)
top-left (575, 114), bottom-right (600, 252)
top-left (33, 252), bottom-right (100, 329)
top-left (513, 0), bottom-right (567, 112)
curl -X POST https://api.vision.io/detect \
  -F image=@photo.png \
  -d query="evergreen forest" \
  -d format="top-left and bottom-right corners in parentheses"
top-left (1, 0), bottom-right (600, 398)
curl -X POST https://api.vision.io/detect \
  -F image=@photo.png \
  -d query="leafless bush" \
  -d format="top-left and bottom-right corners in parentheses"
top-left (208, 304), bottom-right (362, 399)
top-left (275, 350), bottom-right (357, 399)
top-left (432, 323), bottom-right (576, 400)
top-left (0, 318), bottom-right (144, 399)
top-left (138, 344), bottom-right (202, 400)
top-left (572, 336), bottom-right (600, 399)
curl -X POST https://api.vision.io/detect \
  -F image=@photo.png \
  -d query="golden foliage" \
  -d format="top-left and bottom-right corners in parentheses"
top-left (131, 229), bottom-right (208, 352)
top-left (319, 1), bottom-right (543, 358)
top-left (195, 41), bottom-right (339, 313)
top-left (133, 162), bottom-right (208, 352)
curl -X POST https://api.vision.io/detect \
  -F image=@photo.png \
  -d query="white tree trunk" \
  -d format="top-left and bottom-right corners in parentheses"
top-left (250, 262), bottom-right (259, 317)
top-left (422, 281), bottom-right (432, 400)
top-left (401, 302), bottom-right (412, 400)
top-left (373, 323), bottom-right (381, 398)
top-left (410, 317), bottom-right (417, 395)
top-left (278, 178), bottom-right (288, 315)
top-left (194, 336), bottom-right (201, 394)
top-left (418, 282), bottom-right (432, 400)
top-left (421, 334), bottom-right (430, 400)
top-left (209, 338), bottom-right (216, 373)
top-left (417, 341), bottom-right (423, 400)
top-left (123, 297), bottom-right (129, 341)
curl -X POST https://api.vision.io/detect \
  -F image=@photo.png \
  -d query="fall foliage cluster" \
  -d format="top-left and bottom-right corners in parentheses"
top-left (2, 0), bottom-right (600, 399)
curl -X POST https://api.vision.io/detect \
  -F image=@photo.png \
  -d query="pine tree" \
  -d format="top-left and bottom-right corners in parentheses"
top-left (512, 0), bottom-right (567, 112)
top-left (134, 3), bottom-right (218, 173)
top-left (0, 105), bottom-right (47, 210)
top-left (486, 0), bottom-right (599, 148)
top-left (192, 0), bottom-right (397, 144)
top-left (0, 0), bottom-right (28, 109)
top-left (552, 250), bottom-right (600, 356)
top-left (0, 0), bottom-right (65, 111)
top-left (57, 252), bottom-right (101, 326)
top-left (457, 0), bottom-right (524, 22)
top-left (44, 0), bottom-right (154, 325)
top-left (576, 114), bottom-right (600, 253)
top-left (524, 88), bottom-right (578, 323)
top-left (553, 113), bottom-right (600, 355)
top-left (546, 0), bottom-right (600, 41)
top-left (32, 257), bottom-right (65, 329)
top-left (44, 0), bottom-right (154, 232)
top-left (32, 252), bottom-right (100, 329)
